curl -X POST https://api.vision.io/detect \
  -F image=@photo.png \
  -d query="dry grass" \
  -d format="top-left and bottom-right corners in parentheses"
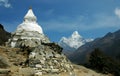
top-left (0, 46), bottom-right (114, 76)
top-left (40, 64), bottom-right (113, 76)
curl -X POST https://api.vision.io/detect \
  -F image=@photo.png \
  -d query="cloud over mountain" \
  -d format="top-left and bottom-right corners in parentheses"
top-left (0, 0), bottom-right (11, 8)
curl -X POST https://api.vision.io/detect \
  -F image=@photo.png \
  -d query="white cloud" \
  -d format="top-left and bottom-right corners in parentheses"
top-left (115, 8), bottom-right (120, 18)
top-left (0, 0), bottom-right (11, 8)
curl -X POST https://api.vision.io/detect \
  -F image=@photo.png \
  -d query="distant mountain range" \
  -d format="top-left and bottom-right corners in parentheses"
top-left (59, 31), bottom-right (93, 55)
top-left (69, 29), bottom-right (120, 64)
top-left (0, 24), bottom-right (11, 45)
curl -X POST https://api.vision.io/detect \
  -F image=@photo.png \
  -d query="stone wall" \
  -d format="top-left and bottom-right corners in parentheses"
top-left (28, 43), bottom-right (73, 75)
top-left (7, 31), bottom-right (50, 48)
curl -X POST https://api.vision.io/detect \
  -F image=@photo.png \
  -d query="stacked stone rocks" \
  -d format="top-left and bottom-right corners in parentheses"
top-left (29, 43), bottom-right (73, 75)
top-left (7, 8), bottom-right (74, 75)
top-left (7, 31), bottom-right (49, 48)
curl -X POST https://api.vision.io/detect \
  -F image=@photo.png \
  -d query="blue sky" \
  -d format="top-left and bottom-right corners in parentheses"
top-left (1, 0), bottom-right (120, 42)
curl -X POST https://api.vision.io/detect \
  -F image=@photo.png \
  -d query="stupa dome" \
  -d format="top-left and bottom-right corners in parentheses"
top-left (16, 8), bottom-right (43, 34)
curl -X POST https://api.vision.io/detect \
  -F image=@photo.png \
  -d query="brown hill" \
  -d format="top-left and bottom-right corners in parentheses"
top-left (0, 24), bottom-right (11, 45)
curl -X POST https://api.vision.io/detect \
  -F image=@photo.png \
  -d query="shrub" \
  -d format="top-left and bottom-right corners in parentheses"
top-left (86, 48), bottom-right (120, 76)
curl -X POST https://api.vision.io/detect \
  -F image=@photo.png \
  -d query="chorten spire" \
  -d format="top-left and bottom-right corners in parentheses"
top-left (15, 8), bottom-right (43, 34)
top-left (29, 6), bottom-right (32, 9)
top-left (24, 8), bottom-right (37, 22)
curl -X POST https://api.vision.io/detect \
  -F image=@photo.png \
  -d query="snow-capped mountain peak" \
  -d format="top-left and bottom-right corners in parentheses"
top-left (71, 31), bottom-right (82, 39)
top-left (59, 31), bottom-right (93, 52)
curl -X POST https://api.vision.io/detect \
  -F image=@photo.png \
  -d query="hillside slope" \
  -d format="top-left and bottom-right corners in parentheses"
top-left (0, 24), bottom-right (11, 45)
top-left (69, 29), bottom-right (120, 64)
top-left (0, 46), bottom-right (111, 76)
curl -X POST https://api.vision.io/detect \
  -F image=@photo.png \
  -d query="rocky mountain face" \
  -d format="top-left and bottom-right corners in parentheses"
top-left (69, 29), bottom-right (120, 64)
top-left (0, 24), bottom-right (11, 45)
top-left (59, 31), bottom-right (93, 56)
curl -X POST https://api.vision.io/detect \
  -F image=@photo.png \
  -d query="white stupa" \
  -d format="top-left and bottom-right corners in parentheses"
top-left (16, 8), bottom-right (43, 33)
top-left (8, 8), bottom-right (50, 47)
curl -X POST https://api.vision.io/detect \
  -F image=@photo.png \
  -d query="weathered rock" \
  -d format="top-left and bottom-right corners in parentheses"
top-left (34, 71), bottom-right (42, 76)
top-left (7, 31), bottom-right (50, 48)
top-left (28, 44), bottom-right (73, 75)
top-left (51, 69), bottom-right (59, 73)
top-left (6, 8), bottom-right (74, 75)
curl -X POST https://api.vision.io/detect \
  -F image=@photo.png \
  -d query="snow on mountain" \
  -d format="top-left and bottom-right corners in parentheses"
top-left (59, 31), bottom-right (93, 52)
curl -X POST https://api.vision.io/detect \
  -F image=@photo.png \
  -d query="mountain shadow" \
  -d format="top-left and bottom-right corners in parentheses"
top-left (0, 24), bottom-right (11, 45)
top-left (69, 29), bottom-right (120, 64)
